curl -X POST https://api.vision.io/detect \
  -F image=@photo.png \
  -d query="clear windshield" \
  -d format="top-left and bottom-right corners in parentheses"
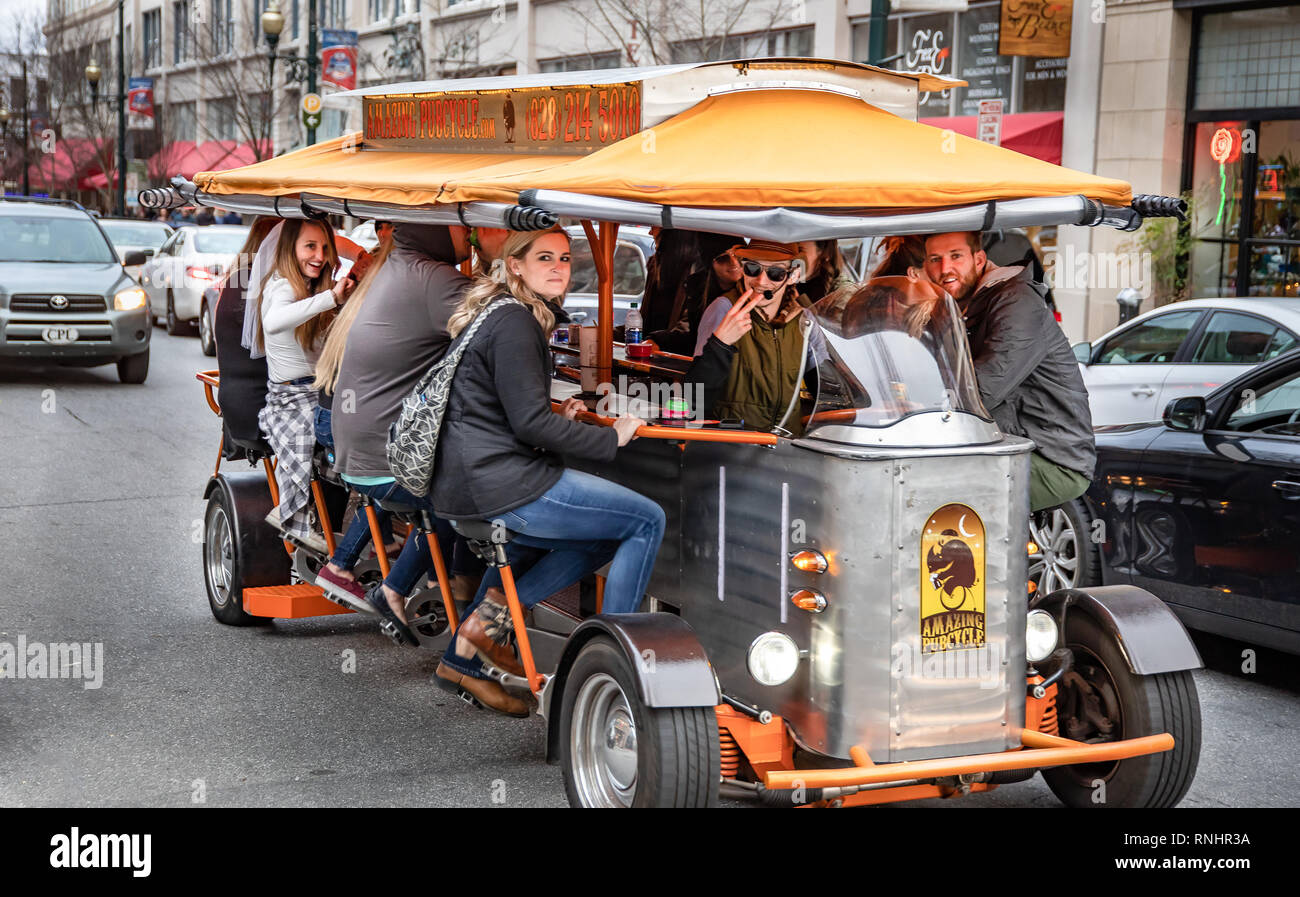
top-left (0, 215), bottom-right (117, 263)
top-left (807, 276), bottom-right (989, 430)
top-left (100, 221), bottom-right (171, 249)
top-left (192, 228), bottom-right (248, 254)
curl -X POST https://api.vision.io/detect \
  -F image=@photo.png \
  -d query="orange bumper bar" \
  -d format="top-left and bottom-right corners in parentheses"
top-left (763, 729), bottom-right (1176, 790)
top-left (197, 370), bottom-right (221, 416)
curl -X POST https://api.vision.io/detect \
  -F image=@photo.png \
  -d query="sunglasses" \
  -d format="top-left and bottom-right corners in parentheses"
top-left (740, 259), bottom-right (791, 282)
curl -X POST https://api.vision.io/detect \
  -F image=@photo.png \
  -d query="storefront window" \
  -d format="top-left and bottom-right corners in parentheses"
top-left (956, 3), bottom-right (1012, 116)
top-left (900, 13), bottom-right (955, 116)
top-left (1190, 121), bottom-right (1247, 243)
top-left (1020, 57), bottom-right (1067, 112)
top-left (1193, 6), bottom-right (1300, 110)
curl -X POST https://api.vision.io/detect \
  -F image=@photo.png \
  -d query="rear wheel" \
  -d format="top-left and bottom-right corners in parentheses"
top-left (204, 491), bottom-right (263, 626)
top-left (165, 290), bottom-right (181, 335)
top-left (117, 349), bottom-right (149, 384)
top-left (1042, 612), bottom-right (1200, 807)
top-left (559, 638), bottom-right (719, 807)
top-left (199, 300), bottom-right (216, 356)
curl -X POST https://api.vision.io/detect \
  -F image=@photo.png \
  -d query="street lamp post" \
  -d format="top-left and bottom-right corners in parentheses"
top-left (83, 0), bottom-right (128, 216)
top-left (262, 0), bottom-right (321, 146)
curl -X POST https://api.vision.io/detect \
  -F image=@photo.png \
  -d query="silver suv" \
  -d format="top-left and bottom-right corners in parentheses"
top-left (0, 199), bottom-right (152, 383)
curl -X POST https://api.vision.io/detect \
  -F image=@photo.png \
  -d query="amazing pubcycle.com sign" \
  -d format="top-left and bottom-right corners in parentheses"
top-left (362, 83), bottom-right (643, 155)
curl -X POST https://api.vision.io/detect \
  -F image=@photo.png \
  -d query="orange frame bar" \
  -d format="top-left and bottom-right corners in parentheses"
top-left (763, 731), bottom-right (1176, 790)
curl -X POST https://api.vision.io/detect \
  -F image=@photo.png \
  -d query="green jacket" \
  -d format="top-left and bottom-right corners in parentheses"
top-left (686, 288), bottom-right (811, 436)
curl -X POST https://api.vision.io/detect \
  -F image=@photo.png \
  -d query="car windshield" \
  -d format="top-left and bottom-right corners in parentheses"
top-left (0, 215), bottom-right (117, 263)
top-left (568, 237), bottom-right (647, 295)
top-left (806, 276), bottom-right (989, 430)
top-left (100, 221), bottom-right (171, 249)
top-left (192, 228), bottom-right (248, 254)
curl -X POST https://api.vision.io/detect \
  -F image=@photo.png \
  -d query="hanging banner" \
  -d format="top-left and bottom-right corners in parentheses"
top-left (321, 29), bottom-right (359, 92)
top-left (127, 78), bottom-right (155, 131)
top-left (998, 0), bottom-right (1073, 58)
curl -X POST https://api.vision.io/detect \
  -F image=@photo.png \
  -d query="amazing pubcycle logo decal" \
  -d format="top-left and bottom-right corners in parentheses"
top-left (920, 503), bottom-right (986, 652)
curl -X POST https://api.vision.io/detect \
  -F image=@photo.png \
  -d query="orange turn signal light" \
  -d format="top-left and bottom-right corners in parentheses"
top-left (790, 589), bottom-right (827, 613)
top-left (1027, 540), bottom-right (1039, 554)
top-left (790, 549), bottom-right (828, 574)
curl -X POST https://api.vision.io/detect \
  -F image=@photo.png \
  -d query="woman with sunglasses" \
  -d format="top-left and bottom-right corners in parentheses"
top-left (686, 240), bottom-right (817, 436)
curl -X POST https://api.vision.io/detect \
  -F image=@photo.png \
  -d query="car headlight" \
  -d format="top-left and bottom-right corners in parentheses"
top-left (747, 632), bottom-right (801, 686)
top-left (1026, 610), bottom-right (1059, 663)
top-left (114, 287), bottom-right (148, 311)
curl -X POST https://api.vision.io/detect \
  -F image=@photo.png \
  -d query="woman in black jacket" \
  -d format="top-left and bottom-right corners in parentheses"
top-left (432, 227), bottom-right (662, 709)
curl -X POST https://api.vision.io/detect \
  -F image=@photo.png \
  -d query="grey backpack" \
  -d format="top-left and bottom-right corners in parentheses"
top-left (386, 296), bottom-right (521, 496)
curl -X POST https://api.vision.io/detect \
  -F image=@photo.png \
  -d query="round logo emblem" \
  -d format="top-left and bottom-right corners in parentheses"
top-left (49, 294), bottom-right (69, 310)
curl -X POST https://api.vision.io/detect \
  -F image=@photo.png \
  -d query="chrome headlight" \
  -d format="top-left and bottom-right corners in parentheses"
top-left (747, 632), bottom-right (800, 686)
top-left (113, 287), bottom-right (148, 311)
top-left (1026, 610), bottom-right (1059, 663)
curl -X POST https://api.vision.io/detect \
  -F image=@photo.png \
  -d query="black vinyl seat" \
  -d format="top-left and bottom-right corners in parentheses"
top-left (212, 274), bottom-right (270, 462)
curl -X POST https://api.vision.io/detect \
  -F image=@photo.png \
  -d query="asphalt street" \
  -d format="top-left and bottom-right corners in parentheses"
top-left (1, 329), bottom-right (1297, 808)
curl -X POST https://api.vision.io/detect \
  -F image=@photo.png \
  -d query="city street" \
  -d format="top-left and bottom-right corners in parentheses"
top-left (1, 329), bottom-right (1296, 808)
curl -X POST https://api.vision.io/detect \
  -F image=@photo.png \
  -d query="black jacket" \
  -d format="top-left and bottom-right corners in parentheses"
top-left (961, 264), bottom-right (1095, 480)
top-left (432, 301), bottom-right (619, 521)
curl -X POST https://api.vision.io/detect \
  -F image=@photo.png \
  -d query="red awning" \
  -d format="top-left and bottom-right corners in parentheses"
top-left (148, 140), bottom-right (271, 181)
top-left (26, 138), bottom-right (111, 191)
top-left (919, 112), bottom-right (1064, 165)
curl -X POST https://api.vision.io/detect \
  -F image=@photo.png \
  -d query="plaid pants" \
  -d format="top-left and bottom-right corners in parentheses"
top-left (258, 380), bottom-right (318, 541)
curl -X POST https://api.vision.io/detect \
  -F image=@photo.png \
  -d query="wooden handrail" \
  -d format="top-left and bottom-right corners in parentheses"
top-left (557, 404), bottom-right (778, 445)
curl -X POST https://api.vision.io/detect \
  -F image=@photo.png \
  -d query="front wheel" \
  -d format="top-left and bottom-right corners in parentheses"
top-left (559, 637), bottom-right (719, 808)
top-left (203, 491), bottom-right (262, 626)
top-left (1042, 612), bottom-right (1200, 808)
top-left (117, 349), bottom-right (149, 384)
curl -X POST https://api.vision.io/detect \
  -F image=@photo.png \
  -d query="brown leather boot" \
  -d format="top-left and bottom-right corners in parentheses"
top-left (435, 661), bottom-right (529, 718)
top-left (458, 589), bottom-right (527, 678)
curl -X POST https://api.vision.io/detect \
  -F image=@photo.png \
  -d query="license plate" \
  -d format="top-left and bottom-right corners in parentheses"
top-left (42, 327), bottom-right (80, 345)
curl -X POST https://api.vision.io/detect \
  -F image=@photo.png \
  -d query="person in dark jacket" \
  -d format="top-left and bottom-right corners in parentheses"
top-left (432, 227), bottom-right (660, 715)
top-left (922, 231), bottom-right (1095, 511)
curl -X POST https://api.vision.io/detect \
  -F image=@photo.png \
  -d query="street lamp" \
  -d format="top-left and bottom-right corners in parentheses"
top-left (81, 0), bottom-right (128, 215)
top-left (262, 0), bottom-right (320, 146)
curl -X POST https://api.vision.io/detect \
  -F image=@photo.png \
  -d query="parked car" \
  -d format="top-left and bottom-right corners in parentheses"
top-left (562, 224), bottom-right (654, 327)
top-left (97, 218), bottom-right (174, 284)
top-left (0, 198), bottom-right (152, 383)
top-left (1074, 298), bottom-right (1300, 425)
top-left (140, 224), bottom-right (247, 335)
top-left (1067, 349), bottom-right (1300, 654)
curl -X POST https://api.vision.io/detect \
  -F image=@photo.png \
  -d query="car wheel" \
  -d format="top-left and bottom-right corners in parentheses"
top-left (166, 290), bottom-right (180, 335)
top-left (559, 637), bottom-right (719, 807)
top-left (116, 349), bottom-right (149, 384)
top-left (1028, 499), bottom-right (1100, 594)
top-left (199, 301), bottom-right (216, 356)
top-left (1042, 612), bottom-right (1201, 808)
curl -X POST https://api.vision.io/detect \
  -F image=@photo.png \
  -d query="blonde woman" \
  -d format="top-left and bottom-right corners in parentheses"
top-left (254, 219), bottom-right (355, 547)
top-left (430, 227), bottom-right (662, 715)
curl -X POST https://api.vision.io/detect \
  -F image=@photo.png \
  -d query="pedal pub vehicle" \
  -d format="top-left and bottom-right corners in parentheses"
top-left (150, 58), bottom-right (1202, 808)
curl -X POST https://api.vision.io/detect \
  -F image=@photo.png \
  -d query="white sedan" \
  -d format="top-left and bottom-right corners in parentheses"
top-left (1075, 297), bottom-right (1300, 425)
top-left (140, 224), bottom-right (247, 336)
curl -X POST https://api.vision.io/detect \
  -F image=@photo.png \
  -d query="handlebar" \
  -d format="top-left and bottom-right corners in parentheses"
top-left (196, 370), bottom-right (221, 416)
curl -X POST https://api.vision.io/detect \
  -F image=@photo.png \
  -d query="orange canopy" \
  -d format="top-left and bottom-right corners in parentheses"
top-left (440, 89), bottom-right (1132, 208)
top-left (194, 134), bottom-right (580, 206)
top-left (193, 89), bottom-right (1132, 211)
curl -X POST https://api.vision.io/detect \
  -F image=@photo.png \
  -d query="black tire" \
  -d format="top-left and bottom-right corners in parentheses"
top-left (559, 637), bottom-right (719, 808)
top-left (1042, 612), bottom-right (1200, 808)
top-left (199, 300), bottom-right (216, 356)
top-left (165, 290), bottom-right (179, 335)
top-left (116, 348), bottom-right (149, 384)
top-left (203, 491), bottom-right (262, 626)
top-left (1029, 498), bottom-right (1101, 594)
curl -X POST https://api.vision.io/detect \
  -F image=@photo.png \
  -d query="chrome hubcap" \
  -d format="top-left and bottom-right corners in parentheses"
top-left (1028, 508), bottom-right (1079, 594)
top-left (570, 673), bottom-right (638, 807)
top-left (205, 507), bottom-right (234, 607)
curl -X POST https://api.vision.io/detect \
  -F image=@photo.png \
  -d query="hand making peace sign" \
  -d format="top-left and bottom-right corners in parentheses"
top-left (711, 289), bottom-right (765, 346)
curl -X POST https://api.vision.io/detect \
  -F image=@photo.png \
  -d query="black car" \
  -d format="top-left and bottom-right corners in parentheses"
top-left (1076, 349), bottom-right (1300, 654)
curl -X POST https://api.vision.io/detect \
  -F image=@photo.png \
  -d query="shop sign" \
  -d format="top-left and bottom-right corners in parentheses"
top-left (999, 0), bottom-right (1073, 58)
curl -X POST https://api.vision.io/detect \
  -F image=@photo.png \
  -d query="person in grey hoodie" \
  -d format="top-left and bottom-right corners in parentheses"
top-left (922, 231), bottom-right (1095, 512)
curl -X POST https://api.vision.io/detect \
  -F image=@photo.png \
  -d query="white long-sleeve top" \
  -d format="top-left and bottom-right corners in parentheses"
top-left (260, 273), bottom-right (336, 382)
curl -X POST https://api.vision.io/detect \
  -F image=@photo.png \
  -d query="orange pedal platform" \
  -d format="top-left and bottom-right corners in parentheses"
top-left (243, 584), bottom-right (354, 619)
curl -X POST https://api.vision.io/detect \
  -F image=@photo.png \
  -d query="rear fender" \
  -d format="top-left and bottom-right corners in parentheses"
top-left (204, 471), bottom-right (291, 588)
top-left (543, 613), bottom-right (719, 763)
top-left (1034, 585), bottom-right (1202, 675)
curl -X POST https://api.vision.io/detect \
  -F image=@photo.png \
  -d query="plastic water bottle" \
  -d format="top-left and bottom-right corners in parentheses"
top-left (625, 302), bottom-right (644, 344)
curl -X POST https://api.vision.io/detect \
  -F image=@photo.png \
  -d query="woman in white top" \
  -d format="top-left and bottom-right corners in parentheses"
top-left (253, 219), bottom-right (355, 544)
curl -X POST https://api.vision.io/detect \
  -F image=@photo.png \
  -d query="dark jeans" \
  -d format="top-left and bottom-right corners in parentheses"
top-left (315, 406), bottom-right (392, 569)
top-left (346, 479), bottom-right (481, 597)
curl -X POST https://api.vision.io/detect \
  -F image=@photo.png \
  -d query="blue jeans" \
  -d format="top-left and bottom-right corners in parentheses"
top-left (469, 468), bottom-right (666, 615)
top-left (346, 480), bottom-right (476, 596)
top-left (316, 406), bottom-right (393, 569)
